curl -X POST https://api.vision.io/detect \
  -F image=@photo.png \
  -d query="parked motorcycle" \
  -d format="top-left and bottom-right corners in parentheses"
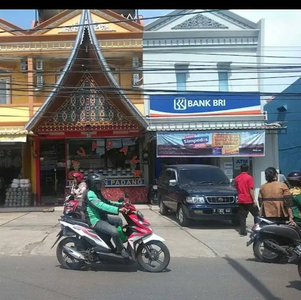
top-left (247, 216), bottom-right (301, 263)
top-left (51, 198), bottom-right (170, 273)
top-left (148, 178), bottom-right (159, 205)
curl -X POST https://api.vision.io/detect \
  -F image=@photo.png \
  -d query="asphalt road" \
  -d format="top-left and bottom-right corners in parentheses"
top-left (0, 206), bottom-right (300, 299)
top-left (0, 255), bottom-right (299, 300)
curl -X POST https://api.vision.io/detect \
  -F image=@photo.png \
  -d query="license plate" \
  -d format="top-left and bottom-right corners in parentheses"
top-left (214, 208), bottom-right (231, 214)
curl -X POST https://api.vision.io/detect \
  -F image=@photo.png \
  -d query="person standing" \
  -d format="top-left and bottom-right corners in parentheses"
top-left (259, 167), bottom-right (296, 226)
top-left (278, 169), bottom-right (290, 188)
top-left (234, 163), bottom-right (259, 236)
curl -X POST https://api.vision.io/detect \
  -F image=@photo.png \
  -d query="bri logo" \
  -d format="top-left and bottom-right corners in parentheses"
top-left (174, 98), bottom-right (187, 110)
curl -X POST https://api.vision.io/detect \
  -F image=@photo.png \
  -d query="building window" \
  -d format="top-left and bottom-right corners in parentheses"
top-left (110, 67), bottom-right (120, 84)
top-left (217, 62), bottom-right (231, 92)
top-left (67, 138), bottom-right (141, 179)
top-left (218, 71), bottom-right (229, 92)
top-left (0, 78), bottom-right (9, 104)
top-left (175, 64), bottom-right (189, 92)
top-left (55, 68), bottom-right (64, 82)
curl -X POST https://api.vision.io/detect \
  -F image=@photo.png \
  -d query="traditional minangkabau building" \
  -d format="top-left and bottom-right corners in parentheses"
top-left (0, 9), bottom-right (149, 207)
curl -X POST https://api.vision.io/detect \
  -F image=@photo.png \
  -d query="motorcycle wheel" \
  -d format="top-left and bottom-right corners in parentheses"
top-left (150, 192), bottom-right (159, 205)
top-left (56, 237), bottom-right (85, 270)
top-left (253, 235), bottom-right (283, 263)
top-left (137, 240), bottom-right (170, 273)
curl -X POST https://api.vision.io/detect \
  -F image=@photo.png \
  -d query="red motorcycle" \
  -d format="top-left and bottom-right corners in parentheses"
top-left (63, 186), bottom-right (83, 219)
top-left (52, 196), bottom-right (171, 272)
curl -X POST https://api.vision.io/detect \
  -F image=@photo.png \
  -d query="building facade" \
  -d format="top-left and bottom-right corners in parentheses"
top-left (264, 78), bottom-right (301, 176)
top-left (142, 9), bottom-right (282, 200)
top-left (0, 9), bottom-right (148, 206)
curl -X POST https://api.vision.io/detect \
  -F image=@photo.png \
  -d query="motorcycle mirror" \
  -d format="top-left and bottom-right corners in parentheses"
top-left (124, 193), bottom-right (129, 198)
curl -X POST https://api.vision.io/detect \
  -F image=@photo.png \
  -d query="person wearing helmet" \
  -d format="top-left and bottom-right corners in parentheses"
top-left (286, 170), bottom-right (301, 224)
top-left (83, 173), bottom-right (130, 259)
top-left (71, 172), bottom-right (87, 208)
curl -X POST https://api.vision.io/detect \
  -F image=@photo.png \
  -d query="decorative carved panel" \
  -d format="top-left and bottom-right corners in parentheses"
top-left (172, 14), bottom-right (228, 29)
top-left (37, 74), bottom-right (139, 132)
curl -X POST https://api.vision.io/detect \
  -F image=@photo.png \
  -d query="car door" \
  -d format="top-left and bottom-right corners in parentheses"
top-left (165, 168), bottom-right (179, 211)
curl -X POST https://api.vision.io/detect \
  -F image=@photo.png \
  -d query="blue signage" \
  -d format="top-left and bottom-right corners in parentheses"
top-left (106, 178), bottom-right (145, 187)
top-left (149, 92), bottom-right (261, 117)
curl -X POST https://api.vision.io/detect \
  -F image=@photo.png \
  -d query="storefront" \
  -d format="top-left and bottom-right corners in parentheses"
top-left (0, 131), bottom-right (32, 207)
top-left (24, 11), bottom-right (148, 205)
top-left (37, 135), bottom-right (145, 205)
top-left (147, 92), bottom-right (281, 199)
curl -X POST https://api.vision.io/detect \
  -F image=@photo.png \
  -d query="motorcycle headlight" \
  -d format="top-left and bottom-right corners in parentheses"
top-left (186, 196), bottom-right (205, 204)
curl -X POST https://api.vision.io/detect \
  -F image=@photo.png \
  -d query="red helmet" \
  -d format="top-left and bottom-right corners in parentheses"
top-left (73, 172), bottom-right (84, 184)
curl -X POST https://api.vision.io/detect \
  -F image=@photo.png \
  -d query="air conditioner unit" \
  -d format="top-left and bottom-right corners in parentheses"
top-left (20, 60), bottom-right (28, 73)
top-left (132, 57), bottom-right (141, 68)
top-left (36, 75), bottom-right (44, 89)
top-left (36, 59), bottom-right (43, 71)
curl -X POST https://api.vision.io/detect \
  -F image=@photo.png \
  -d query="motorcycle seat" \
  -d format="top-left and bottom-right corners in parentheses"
top-left (64, 216), bottom-right (90, 228)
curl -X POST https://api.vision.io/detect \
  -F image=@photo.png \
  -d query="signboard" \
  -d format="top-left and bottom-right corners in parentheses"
top-left (157, 131), bottom-right (265, 157)
top-left (234, 158), bottom-right (250, 170)
top-left (149, 92), bottom-right (261, 117)
top-left (106, 178), bottom-right (145, 187)
top-left (66, 178), bottom-right (145, 188)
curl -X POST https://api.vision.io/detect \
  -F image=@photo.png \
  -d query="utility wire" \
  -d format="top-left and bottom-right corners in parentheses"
top-left (0, 9), bottom-right (223, 34)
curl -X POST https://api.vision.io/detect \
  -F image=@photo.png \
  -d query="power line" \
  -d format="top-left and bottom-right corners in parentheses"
top-left (0, 9), bottom-right (224, 34)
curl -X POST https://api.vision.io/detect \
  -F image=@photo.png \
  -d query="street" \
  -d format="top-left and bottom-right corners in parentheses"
top-left (0, 206), bottom-right (300, 300)
top-left (0, 256), bottom-right (299, 300)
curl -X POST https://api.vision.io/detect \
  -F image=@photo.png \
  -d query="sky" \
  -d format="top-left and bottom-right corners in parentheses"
top-left (0, 9), bottom-right (300, 95)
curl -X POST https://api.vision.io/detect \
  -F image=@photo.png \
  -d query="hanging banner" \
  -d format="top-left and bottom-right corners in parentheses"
top-left (149, 92), bottom-right (261, 117)
top-left (156, 131), bottom-right (265, 157)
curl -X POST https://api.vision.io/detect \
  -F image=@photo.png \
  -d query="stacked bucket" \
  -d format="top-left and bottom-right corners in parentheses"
top-left (4, 179), bottom-right (33, 207)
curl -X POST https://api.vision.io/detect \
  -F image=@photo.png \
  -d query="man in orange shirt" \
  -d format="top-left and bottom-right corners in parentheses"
top-left (234, 163), bottom-right (259, 236)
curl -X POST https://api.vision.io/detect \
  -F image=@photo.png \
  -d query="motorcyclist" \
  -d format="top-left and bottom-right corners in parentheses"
top-left (70, 172), bottom-right (87, 208)
top-left (83, 173), bottom-right (130, 259)
top-left (286, 171), bottom-right (301, 225)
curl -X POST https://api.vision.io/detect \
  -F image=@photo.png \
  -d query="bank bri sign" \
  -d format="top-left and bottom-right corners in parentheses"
top-left (149, 92), bottom-right (261, 117)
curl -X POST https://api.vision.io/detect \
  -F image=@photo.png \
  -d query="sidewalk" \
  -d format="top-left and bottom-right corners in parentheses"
top-left (0, 204), bottom-right (255, 259)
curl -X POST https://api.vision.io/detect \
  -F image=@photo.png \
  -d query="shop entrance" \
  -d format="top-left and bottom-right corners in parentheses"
top-left (40, 140), bottom-right (66, 204)
top-left (0, 144), bottom-right (23, 205)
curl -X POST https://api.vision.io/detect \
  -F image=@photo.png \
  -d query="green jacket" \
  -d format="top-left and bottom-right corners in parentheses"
top-left (86, 190), bottom-right (123, 227)
top-left (292, 194), bottom-right (301, 223)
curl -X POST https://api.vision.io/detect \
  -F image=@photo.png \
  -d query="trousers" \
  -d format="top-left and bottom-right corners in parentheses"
top-left (93, 215), bottom-right (124, 252)
top-left (238, 203), bottom-right (260, 233)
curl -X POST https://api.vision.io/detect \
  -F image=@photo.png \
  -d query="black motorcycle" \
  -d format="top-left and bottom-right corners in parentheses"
top-left (247, 216), bottom-right (301, 263)
top-left (148, 179), bottom-right (159, 205)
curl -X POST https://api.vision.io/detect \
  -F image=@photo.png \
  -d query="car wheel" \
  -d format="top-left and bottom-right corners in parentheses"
top-left (177, 205), bottom-right (190, 227)
top-left (159, 198), bottom-right (168, 215)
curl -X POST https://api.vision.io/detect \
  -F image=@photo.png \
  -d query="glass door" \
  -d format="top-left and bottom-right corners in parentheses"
top-left (40, 140), bottom-right (66, 204)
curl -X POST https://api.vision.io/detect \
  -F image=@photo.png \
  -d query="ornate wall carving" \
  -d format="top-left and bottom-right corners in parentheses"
top-left (37, 74), bottom-right (139, 132)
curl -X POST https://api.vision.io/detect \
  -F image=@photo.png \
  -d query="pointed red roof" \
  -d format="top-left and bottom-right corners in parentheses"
top-left (25, 9), bottom-right (147, 132)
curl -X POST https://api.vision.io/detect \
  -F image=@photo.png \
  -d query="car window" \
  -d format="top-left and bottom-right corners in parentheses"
top-left (165, 170), bottom-right (172, 182)
top-left (170, 170), bottom-right (176, 180)
top-left (179, 168), bottom-right (230, 185)
top-left (159, 169), bottom-right (166, 184)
